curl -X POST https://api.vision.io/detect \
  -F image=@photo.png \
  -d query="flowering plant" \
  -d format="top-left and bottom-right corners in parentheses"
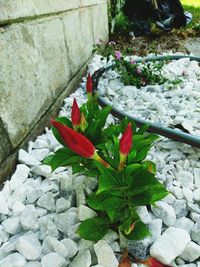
top-left (44, 75), bottom-right (168, 241)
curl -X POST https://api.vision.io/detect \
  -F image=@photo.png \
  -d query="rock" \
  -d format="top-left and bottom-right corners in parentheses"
top-left (25, 261), bottom-right (42, 267)
top-left (172, 200), bottom-right (188, 218)
top-left (136, 206), bottom-right (151, 224)
top-left (69, 250), bottom-right (91, 267)
top-left (191, 219), bottom-right (200, 244)
top-left (12, 201), bottom-right (25, 216)
top-left (162, 194), bottom-right (176, 204)
top-left (78, 239), bottom-right (95, 253)
top-left (94, 240), bottom-right (118, 267)
top-left (194, 168), bottom-right (200, 188)
top-left (61, 238), bottom-right (78, 258)
top-left (42, 236), bottom-right (68, 258)
top-left (32, 139), bottom-right (49, 149)
top-left (182, 188), bottom-right (193, 203)
top-left (20, 205), bottom-right (38, 230)
top-left (18, 149), bottom-right (41, 167)
top-left (41, 252), bottom-right (67, 267)
top-left (187, 203), bottom-right (200, 214)
top-left (2, 181), bottom-right (12, 201)
top-left (193, 188), bottom-right (200, 201)
top-left (78, 205), bottom-right (97, 221)
top-left (110, 242), bottom-right (120, 253)
top-left (150, 227), bottom-right (191, 265)
top-left (175, 217), bottom-right (194, 233)
top-left (128, 238), bottom-right (152, 260)
top-left (16, 232), bottom-right (42, 260)
top-left (151, 201), bottom-right (176, 226)
top-left (56, 197), bottom-right (71, 213)
top-left (31, 165), bottom-right (51, 178)
top-left (180, 241), bottom-right (200, 262)
top-left (175, 171), bottom-right (193, 189)
top-left (36, 207), bottom-right (47, 218)
top-left (53, 211), bottom-right (79, 236)
top-left (38, 220), bottom-right (58, 240)
top-left (2, 217), bottom-right (21, 235)
top-left (190, 212), bottom-right (200, 222)
top-left (102, 230), bottom-right (118, 245)
top-left (148, 219), bottom-right (162, 241)
top-left (37, 192), bottom-right (56, 212)
top-left (26, 189), bottom-right (43, 204)
top-left (60, 176), bottom-right (73, 192)
top-left (0, 253), bottom-right (26, 267)
top-left (75, 186), bottom-right (86, 206)
top-left (10, 164), bottom-right (30, 190)
top-left (30, 148), bottom-right (49, 162)
top-left (0, 192), bottom-right (9, 215)
top-left (167, 185), bottom-right (183, 199)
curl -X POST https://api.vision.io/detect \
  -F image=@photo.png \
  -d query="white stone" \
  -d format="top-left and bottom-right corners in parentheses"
top-left (136, 206), bottom-right (151, 224)
top-left (37, 192), bottom-right (56, 212)
top-left (42, 236), bottom-right (69, 258)
top-left (26, 188), bottom-right (43, 204)
top-left (20, 205), bottom-right (38, 229)
top-left (151, 201), bottom-right (176, 226)
top-left (94, 240), bottom-right (118, 267)
top-left (25, 261), bottom-right (42, 267)
top-left (0, 252), bottom-right (26, 267)
top-left (12, 201), bottom-right (25, 216)
top-left (2, 217), bottom-right (21, 235)
top-left (190, 212), bottom-right (200, 222)
top-left (31, 165), bottom-right (51, 178)
top-left (180, 241), bottom-right (200, 262)
top-left (30, 148), bottom-right (50, 162)
top-left (191, 219), bottom-right (200, 244)
top-left (150, 227), bottom-right (191, 265)
top-left (56, 197), bottom-right (71, 213)
top-left (16, 232), bottom-right (42, 260)
top-left (61, 238), bottom-right (78, 258)
top-left (175, 217), bottom-right (194, 233)
top-left (10, 164), bottom-right (30, 190)
top-left (162, 194), bottom-right (176, 204)
top-left (193, 188), bottom-right (200, 201)
top-left (39, 220), bottom-right (58, 240)
top-left (182, 188), bottom-right (193, 203)
top-left (41, 252), bottom-right (67, 267)
top-left (69, 250), bottom-right (91, 267)
top-left (102, 230), bottom-right (118, 245)
top-left (168, 185), bottom-right (183, 199)
top-left (0, 192), bottom-right (9, 215)
top-left (2, 181), bottom-right (12, 200)
top-left (194, 168), bottom-right (200, 188)
top-left (175, 171), bottom-right (194, 188)
top-left (18, 149), bottom-right (41, 167)
top-left (78, 205), bottom-right (97, 221)
top-left (32, 139), bottom-right (49, 149)
top-left (148, 219), bottom-right (162, 241)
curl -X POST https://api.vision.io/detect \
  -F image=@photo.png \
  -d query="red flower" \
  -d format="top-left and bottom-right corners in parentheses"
top-left (118, 123), bottom-right (132, 170)
top-left (86, 74), bottom-right (93, 95)
top-left (71, 98), bottom-right (81, 128)
top-left (138, 258), bottom-right (171, 267)
top-left (120, 123), bottom-right (132, 156)
top-left (51, 119), bottom-right (95, 158)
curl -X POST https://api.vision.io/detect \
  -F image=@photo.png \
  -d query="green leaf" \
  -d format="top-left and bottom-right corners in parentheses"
top-left (121, 221), bottom-right (150, 240)
top-left (87, 192), bottom-right (109, 211)
top-left (142, 160), bottom-right (156, 174)
top-left (77, 217), bottom-right (109, 241)
top-left (125, 164), bottom-right (142, 177)
top-left (72, 164), bottom-right (85, 174)
top-left (52, 117), bottom-right (72, 146)
top-left (127, 149), bottom-right (137, 164)
top-left (134, 146), bottom-right (151, 162)
top-left (137, 124), bottom-right (150, 134)
top-left (43, 147), bottom-right (80, 171)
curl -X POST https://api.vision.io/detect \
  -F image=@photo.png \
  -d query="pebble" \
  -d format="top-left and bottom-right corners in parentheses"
top-left (41, 252), bottom-right (67, 267)
top-left (128, 238), bottom-right (152, 260)
top-left (20, 205), bottom-right (38, 230)
top-left (10, 164), bottom-right (30, 190)
top-left (69, 250), bottom-right (91, 267)
top-left (12, 201), bottom-right (25, 216)
top-left (172, 200), bottom-right (188, 218)
top-left (30, 149), bottom-right (50, 162)
top-left (16, 232), bottom-right (42, 260)
top-left (150, 227), bottom-right (191, 265)
top-left (175, 217), bottom-right (194, 234)
top-left (25, 261), bottom-right (42, 267)
top-left (148, 219), bottom-right (162, 241)
top-left (31, 165), bottom-right (51, 178)
top-left (0, 192), bottom-right (9, 215)
top-left (191, 219), bottom-right (200, 245)
top-left (193, 189), bottom-right (200, 201)
top-left (175, 171), bottom-right (194, 189)
top-left (18, 149), bottom-right (41, 167)
top-left (180, 241), bottom-right (200, 262)
top-left (37, 192), bottom-right (56, 212)
top-left (136, 206), bottom-right (152, 224)
top-left (0, 252), bottom-right (26, 267)
top-left (194, 168), bottom-right (200, 188)
top-left (56, 197), bottom-right (71, 213)
top-left (94, 240), bottom-right (118, 267)
top-left (42, 235), bottom-right (69, 257)
top-left (61, 238), bottom-right (78, 258)
top-left (78, 205), bottom-right (97, 221)
top-left (2, 217), bottom-right (21, 235)
top-left (151, 201), bottom-right (176, 226)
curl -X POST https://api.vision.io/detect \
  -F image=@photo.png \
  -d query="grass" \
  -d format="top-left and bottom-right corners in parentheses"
top-left (181, 0), bottom-right (200, 27)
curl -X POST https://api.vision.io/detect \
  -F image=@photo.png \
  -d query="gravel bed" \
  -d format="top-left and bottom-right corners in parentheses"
top-left (0, 54), bottom-right (200, 267)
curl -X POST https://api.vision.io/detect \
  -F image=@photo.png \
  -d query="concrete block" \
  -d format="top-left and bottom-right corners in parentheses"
top-left (62, 9), bottom-right (94, 72)
top-left (0, 18), bottom-right (70, 148)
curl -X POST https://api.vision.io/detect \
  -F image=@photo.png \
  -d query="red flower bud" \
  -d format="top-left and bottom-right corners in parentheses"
top-left (51, 119), bottom-right (95, 158)
top-left (120, 123), bottom-right (132, 156)
top-left (118, 123), bottom-right (132, 170)
top-left (86, 74), bottom-right (93, 95)
top-left (71, 98), bottom-right (81, 128)
top-left (138, 258), bottom-right (171, 267)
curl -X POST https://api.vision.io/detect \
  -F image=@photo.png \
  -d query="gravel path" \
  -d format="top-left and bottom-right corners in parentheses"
top-left (0, 54), bottom-right (200, 267)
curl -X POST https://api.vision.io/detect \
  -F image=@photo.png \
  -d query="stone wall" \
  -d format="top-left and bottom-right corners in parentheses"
top-left (0, 0), bottom-right (108, 182)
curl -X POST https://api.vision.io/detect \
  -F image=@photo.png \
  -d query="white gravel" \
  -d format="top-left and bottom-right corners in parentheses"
top-left (0, 54), bottom-right (200, 266)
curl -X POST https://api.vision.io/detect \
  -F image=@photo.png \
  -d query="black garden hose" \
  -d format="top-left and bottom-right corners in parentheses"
top-left (92, 55), bottom-right (200, 148)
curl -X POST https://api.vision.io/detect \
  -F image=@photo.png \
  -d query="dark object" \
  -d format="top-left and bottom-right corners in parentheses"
top-left (92, 55), bottom-right (200, 149)
top-left (122, 0), bottom-right (188, 36)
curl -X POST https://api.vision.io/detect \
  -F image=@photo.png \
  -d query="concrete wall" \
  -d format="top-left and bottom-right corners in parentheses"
top-left (0, 0), bottom-right (109, 182)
